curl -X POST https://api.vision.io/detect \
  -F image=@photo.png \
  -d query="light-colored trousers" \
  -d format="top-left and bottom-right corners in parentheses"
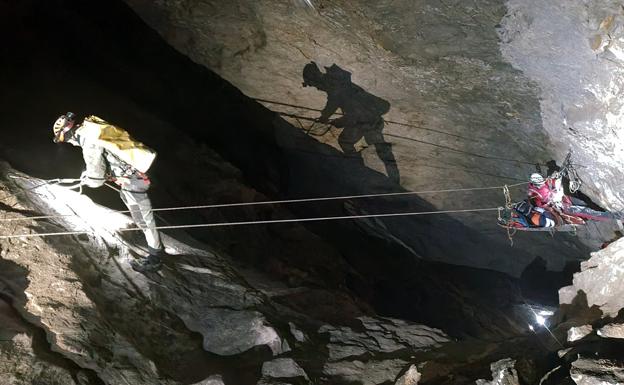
top-left (119, 178), bottom-right (162, 251)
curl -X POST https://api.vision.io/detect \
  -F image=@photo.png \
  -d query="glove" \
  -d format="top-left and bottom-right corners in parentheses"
top-left (551, 171), bottom-right (560, 179)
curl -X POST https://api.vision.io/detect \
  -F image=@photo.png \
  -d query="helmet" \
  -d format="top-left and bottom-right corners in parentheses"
top-left (302, 61), bottom-right (323, 88)
top-left (53, 112), bottom-right (76, 143)
top-left (530, 173), bottom-right (545, 186)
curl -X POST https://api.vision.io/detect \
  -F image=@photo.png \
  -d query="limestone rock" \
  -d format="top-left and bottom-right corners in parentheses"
top-left (0, 332), bottom-right (77, 385)
top-left (323, 359), bottom-right (412, 385)
top-left (288, 322), bottom-right (307, 343)
top-left (476, 359), bottom-right (520, 385)
top-left (319, 316), bottom-right (448, 362)
top-left (499, 0), bottom-right (624, 211)
top-left (570, 358), bottom-right (624, 385)
top-left (123, 0), bottom-right (595, 277)
top-left (597, 323), bottom-right (624, 339)
top-left (189, 308), bottom-right (287, 356)
top-left (319, 316), bottom-right (447, 384)
top-left (395, 364), bottom-right (421, 385)
top-left (567, 325), bottom-right (593, 342)
top-left (258, 358), bottom-right (310, 385)
top-left (192, 376), bottom-right (225, 385)
top-left (0, 167), bottom-right (285, 384)
top-left (559, 239), bottom-right (624, 317)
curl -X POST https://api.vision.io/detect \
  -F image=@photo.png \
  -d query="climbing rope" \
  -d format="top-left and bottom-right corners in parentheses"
top-left (502, 184), bottom-right (513, 209)
top-left (501, 184), bottom-right (516, 246)
top-left (0, 181), bottom-right (528, 223)
top-left (0, 207), bottom-right (502, 240)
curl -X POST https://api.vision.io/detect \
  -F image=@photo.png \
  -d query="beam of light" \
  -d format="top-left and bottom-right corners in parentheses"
top-left (535, 314), bottom-right (546, 326)
top-left (525, 304), bottom-right (564, 348)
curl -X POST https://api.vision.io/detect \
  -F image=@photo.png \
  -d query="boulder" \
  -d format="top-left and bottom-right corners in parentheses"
top-left (567, 325), bottom-right (593, 342)
top-left (570, 358), bottom-right (624, 385)
top-left (560, 239), bottom-right (624, 317)
top-left (597, 323), bottom-right (624, 339)
top-left (395, 364), bottom-right (421, 385)
top-left (258, 358), bottom-right (310, 385)
top-left (476, 358), bottom-right (520, 385)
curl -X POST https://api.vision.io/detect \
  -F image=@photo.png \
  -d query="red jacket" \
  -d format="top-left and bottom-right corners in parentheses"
top-left (528, 178), bottom-right (571, 208)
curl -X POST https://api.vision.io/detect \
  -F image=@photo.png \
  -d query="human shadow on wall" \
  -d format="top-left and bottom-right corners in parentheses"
top-left (0, 0), bottom-right (592, 341)
top-left (301, 62), bottom-right (400, 183)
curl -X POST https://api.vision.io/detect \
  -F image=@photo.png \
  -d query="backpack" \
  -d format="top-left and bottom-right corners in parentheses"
top-left (79, 116), bottom-right (157, 173)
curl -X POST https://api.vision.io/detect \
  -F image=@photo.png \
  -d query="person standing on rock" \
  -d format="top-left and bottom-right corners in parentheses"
top-left (52, 112), bottom-right (164, 273)
top-left (302, 61), bottom-right (400, 183)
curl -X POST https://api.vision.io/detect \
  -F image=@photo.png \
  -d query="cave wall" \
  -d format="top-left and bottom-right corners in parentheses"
top-left (122, 0), bottom-right (624, 273)
top-left (2, 1), bottom-right (624, 384)
top-left (125, 0), bottom-right (624, 210)
top-left (499, 0), bottom-right (624, 209)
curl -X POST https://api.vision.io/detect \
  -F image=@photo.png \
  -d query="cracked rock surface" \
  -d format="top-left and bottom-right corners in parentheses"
top-left (3, 1), bottom-right (624, 384)
top-left (124, 0), bottom-right (610, 276)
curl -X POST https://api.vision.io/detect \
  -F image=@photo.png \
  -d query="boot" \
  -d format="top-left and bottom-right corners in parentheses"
top-left (130, 254), bottom-right (162, 273)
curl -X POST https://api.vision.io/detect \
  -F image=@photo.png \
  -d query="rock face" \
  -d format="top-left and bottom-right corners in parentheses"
top-left (123, 0), bottom-right (605, 276)
top-left (597, 324), bottom-right (624, 339)
top-left (0, 164), bottom-right (452, 384)
top-left (559, 238), bottom-right (624, 317)
top-left (395, 365), bottom-right (421, 385)
top-left (498, 0), bottom-right (624, 210)
top-left (126, 0), bottom-right (624, 215)
top-left (550, 239), bottom-right (624, 385)
top-left (568, 325), bottom-right (593, 343)
top-left (319, 316), bottom-right (449, 363)
top-left (570, 358), bottom-right (624, 385)
top-left (3, 0), bottom-right (624, 384)
top-left (0, 166), bottom-right (274, 384)
top-left (476, 358), bottom-right (520, 385)
top-left (258, 358), bottom-right (310, 385)
top-left (0, 298), bottom-right (80, 385)
top-left (318, 316), bottom-right (448, 384)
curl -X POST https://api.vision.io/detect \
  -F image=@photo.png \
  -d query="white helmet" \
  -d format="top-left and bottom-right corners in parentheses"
top-left (52, 112), bottom-right (76, 143)
top-left (530, 173), bottom-right (545, 185)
